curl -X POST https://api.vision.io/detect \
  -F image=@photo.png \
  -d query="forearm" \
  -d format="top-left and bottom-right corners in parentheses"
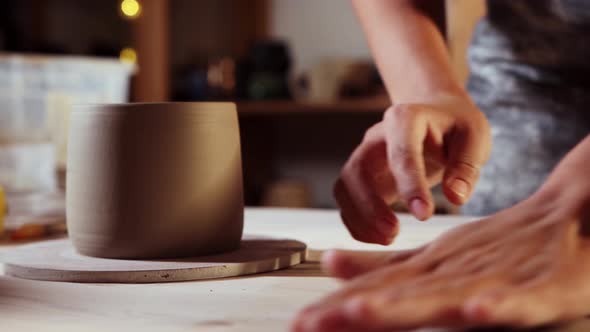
top-left (352, 0), bottom-right (466, 103)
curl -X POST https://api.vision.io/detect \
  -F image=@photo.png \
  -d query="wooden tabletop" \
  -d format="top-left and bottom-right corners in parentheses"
top-left (1, 208), bottom-right (589, 331)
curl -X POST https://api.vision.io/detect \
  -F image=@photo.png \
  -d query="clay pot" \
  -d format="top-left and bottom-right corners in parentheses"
top-left (66, 102), bottom-right (243, 259)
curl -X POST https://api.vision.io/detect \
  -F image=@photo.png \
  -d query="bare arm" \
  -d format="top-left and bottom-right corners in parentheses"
top-left (334, 0), bottom-right (491, 244)
top-left (352, 0), bottom-right (466, 102)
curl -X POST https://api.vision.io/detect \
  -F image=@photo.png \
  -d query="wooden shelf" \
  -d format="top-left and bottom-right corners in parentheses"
top-left (237, 97), bottom-right (390, 115)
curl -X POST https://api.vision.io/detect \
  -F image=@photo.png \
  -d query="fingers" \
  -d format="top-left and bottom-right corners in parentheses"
top-left (344, 277), bottom-right (504, 331)
top-left (291, 306), bottom-right (392, 332)
top-left (334, 123), bottom-right (399, 245)
top-left (296, 272), bottom-right (578, 332)
top-left (382, 105), bottom-right (434, 220)
top-left (463, 268), bottom-right (589, 327)
top-left (298, 271), bottom-right (506, 332)
top-left (463, 285), bottom-right (563, 327)
top-left (293, 262), bottom-right (424, 332)
top-left (291, 306), bottom-right (358, 332)
top-left (334, 177), bottom-right (398, 245)
top-left (443, 111), bottom-right (490, 205)
top-left (321, 249), bottom-right (419, 280)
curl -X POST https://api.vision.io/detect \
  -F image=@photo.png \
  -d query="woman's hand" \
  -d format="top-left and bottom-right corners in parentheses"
top-left (293, 135), bottom-right (590, 331)
top-left (334, 95), bottom-right (491, 245)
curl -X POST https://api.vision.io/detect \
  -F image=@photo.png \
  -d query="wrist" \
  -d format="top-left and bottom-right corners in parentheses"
top-left (392, 85), bottom-right (473, 107)
top-left (535, 135), bottom-right (590, 209)
top-left (536, 179), bottom-right (590, 214)
top-left (531, 172), bottom-right (590, 227)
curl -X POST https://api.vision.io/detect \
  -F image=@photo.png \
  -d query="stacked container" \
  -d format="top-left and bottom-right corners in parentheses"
top-left (0, 54), bottom-right (135, 193)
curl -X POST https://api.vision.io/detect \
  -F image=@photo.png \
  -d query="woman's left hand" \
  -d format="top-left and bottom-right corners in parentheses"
top-left (292, 136), bottom-right (590, 332)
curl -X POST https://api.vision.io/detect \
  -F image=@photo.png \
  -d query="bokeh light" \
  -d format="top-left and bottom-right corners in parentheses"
top-left (120, 0), bottom-right (141, 19)
top-left (119, 47), bottom-right (137, 64)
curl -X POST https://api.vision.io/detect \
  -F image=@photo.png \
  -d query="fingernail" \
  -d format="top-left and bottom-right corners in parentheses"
top-left (320, 250), bottom-right (340, 272)
top-left (300, 303), bottom-right (321, 316)
top-left (344, 297), bottom-right (370, 318)
top-left (376, 218), bottom-right (394, 237)
top-left (449, 178), bottom-right (469, 198)
top-left (410, 198), bottom-right (429, 221)
top-left (464, 293), bottom-right (503, 322)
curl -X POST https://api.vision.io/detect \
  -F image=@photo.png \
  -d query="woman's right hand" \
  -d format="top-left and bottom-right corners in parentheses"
top-left (334, 94), bottom-right (491, 245)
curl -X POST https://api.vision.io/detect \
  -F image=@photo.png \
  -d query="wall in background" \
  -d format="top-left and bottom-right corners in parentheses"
top-left (269, 0), bottom-right (372, 74)
top-left (266, 0), bottom-right (377, 208)
top-left (170, 0), bottom-right (235, 67)
top-left (44, 0), bottom-right (129, 54)
top-left (1, 0), bottom-right (129, 55)
top-left (267, 0), bottom-right (387, 208)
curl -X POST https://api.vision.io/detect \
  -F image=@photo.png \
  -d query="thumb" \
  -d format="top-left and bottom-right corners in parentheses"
top-left (443, 123), bottom-right (490, 205)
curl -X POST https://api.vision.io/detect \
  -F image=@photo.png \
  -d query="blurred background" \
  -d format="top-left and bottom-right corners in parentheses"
top-left (0, 0), bottom-right (484, 239)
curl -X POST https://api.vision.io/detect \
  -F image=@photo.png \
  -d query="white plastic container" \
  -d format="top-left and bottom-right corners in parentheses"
top-left (0, 54), bottom-right (135, 193)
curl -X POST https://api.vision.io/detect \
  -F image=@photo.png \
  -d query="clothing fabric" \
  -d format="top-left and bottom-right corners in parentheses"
top-left (464, 0), bottom-right (590, 215)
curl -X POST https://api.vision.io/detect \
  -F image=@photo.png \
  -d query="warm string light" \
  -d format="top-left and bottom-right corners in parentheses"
top-left (120, 0), bottom-right (141, 19)
top-left (119, 0), bottom-right (140, 64)
top-left (119, 47), bottom-right (137, 64)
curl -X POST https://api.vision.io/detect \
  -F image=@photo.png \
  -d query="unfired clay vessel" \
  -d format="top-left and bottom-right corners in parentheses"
top-left (67, 102), bottom-right (244, 259)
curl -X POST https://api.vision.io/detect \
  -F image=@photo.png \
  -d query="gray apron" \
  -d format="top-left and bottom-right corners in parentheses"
top-left (463, 0), bottom-right (590, 215)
